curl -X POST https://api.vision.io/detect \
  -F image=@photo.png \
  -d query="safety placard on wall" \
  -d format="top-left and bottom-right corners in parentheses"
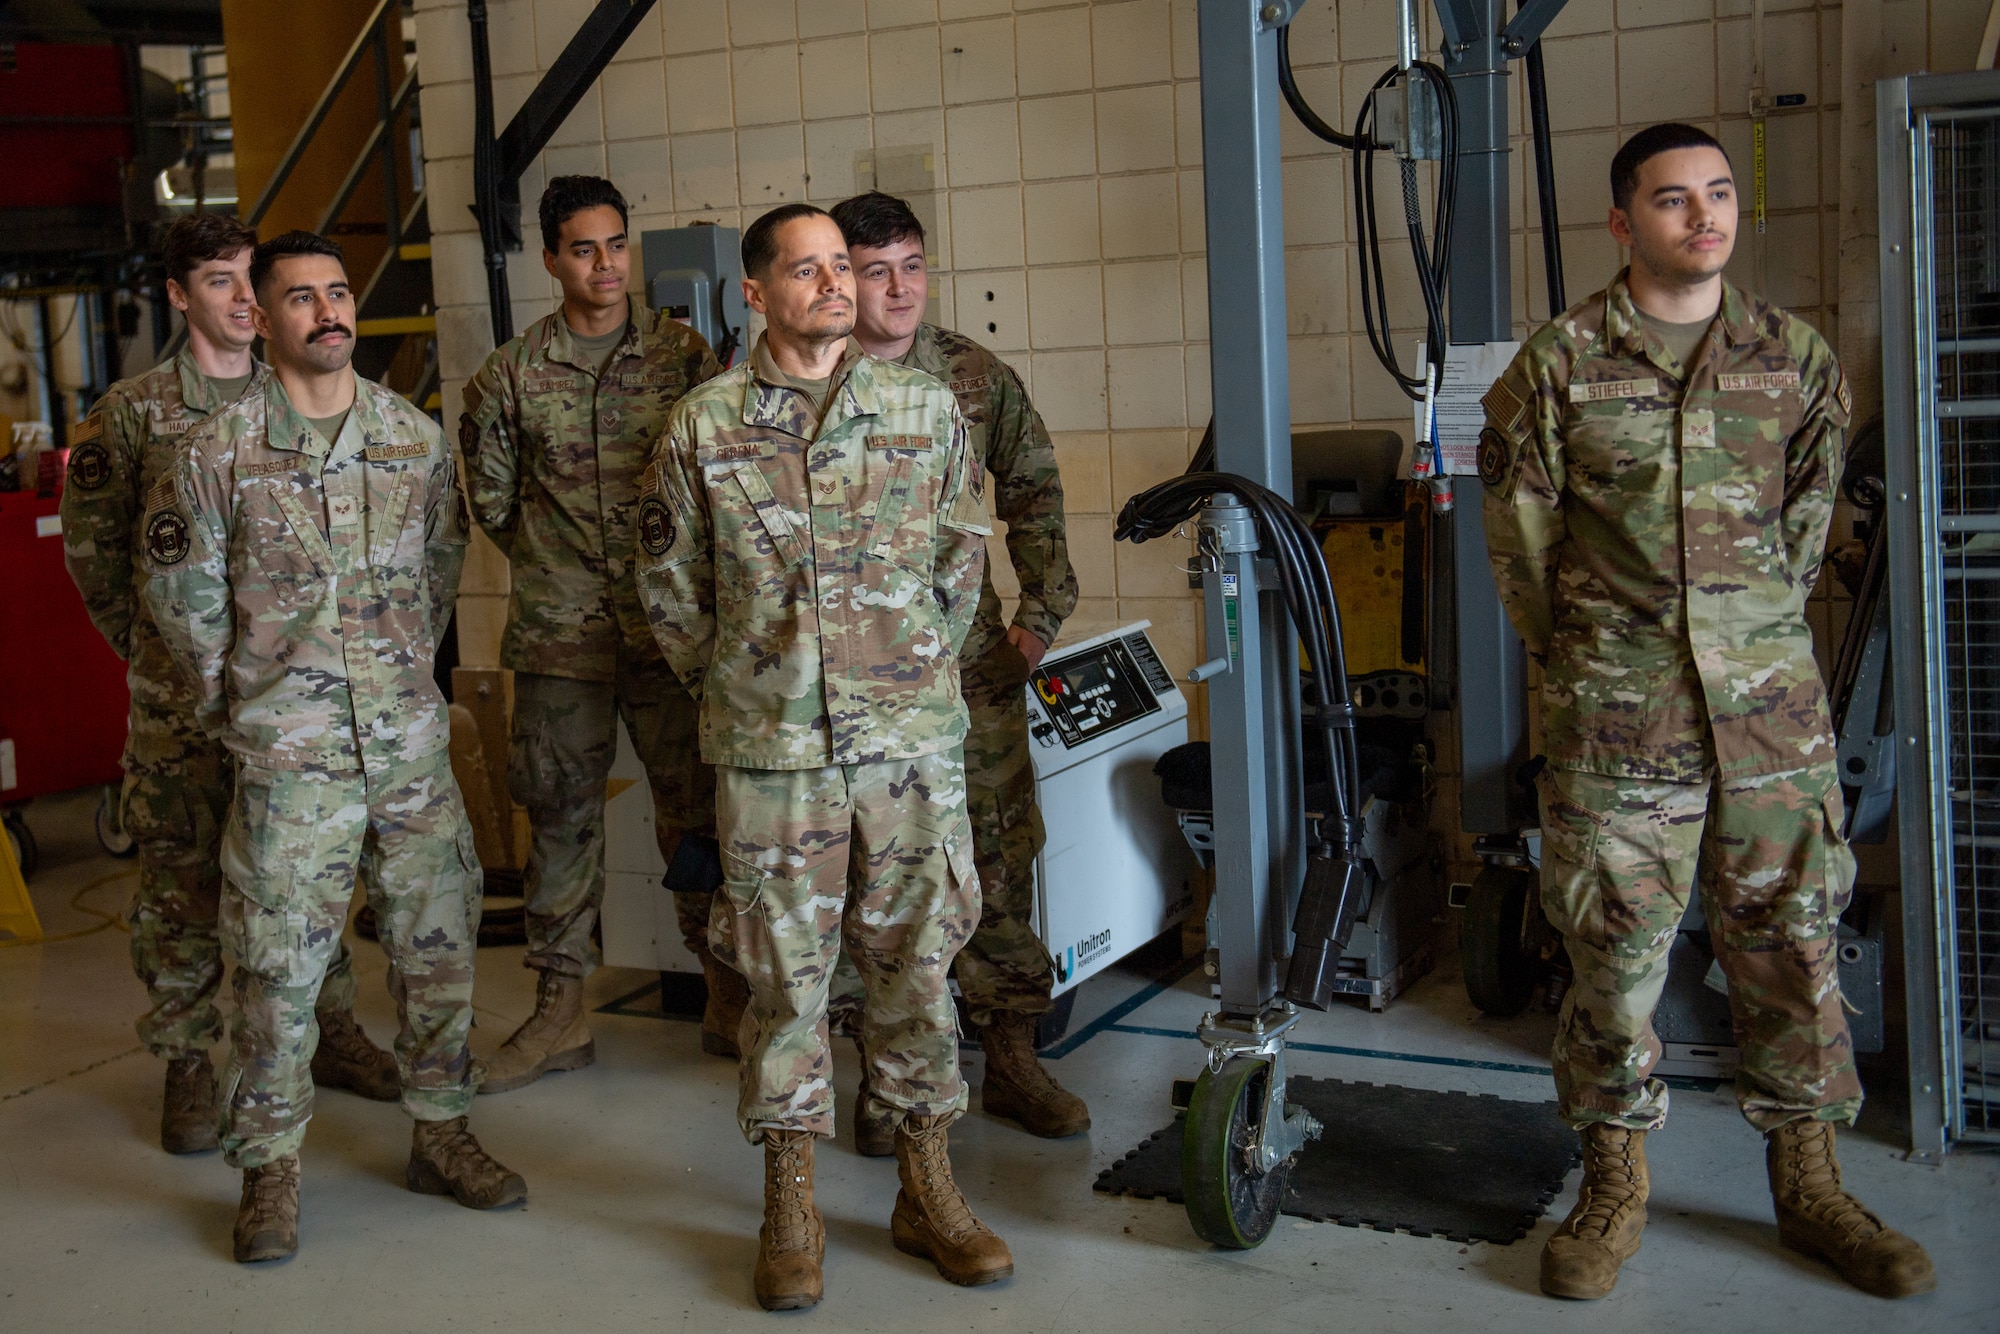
top-left (1413, 341), bottom-right (1520, 477)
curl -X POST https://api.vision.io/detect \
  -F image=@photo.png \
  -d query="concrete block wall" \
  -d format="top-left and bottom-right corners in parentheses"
top-left (410, 0), bottom-right (1978, 858)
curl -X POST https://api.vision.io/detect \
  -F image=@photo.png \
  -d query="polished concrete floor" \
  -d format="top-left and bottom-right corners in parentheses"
top-left (3, 785), bottom-right (1994, 1332)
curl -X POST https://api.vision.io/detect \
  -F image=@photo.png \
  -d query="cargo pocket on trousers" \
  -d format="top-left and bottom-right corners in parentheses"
top-left (1536, 773), bottom-right (1607, 946)
top-left (1821, 785), bottom-right (1857, 920)
top-left (220, 769), bottom-right (311, 912)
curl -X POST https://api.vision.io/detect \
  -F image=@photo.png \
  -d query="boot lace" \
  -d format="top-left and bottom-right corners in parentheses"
top-left (905, 1121), bottom-right (982, 1242)
top-left (765, 1137), bottom-right (816, 1252)
top-left (1565, 1129), bottom-right (1642, 1240)
top-left (422, 1117), bottom-right (499, 1180)
top-left (1781, 1123), bottom-right (1886, 1241)
top-left (988, 1022), bottom-right (1064, 1101)
top-left (244, 1159), bottom-right (298, 1219)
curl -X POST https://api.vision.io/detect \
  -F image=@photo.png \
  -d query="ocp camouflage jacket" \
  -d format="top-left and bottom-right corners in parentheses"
top-left (636, 336), bottom-right (989, 770)
top-left (139, 373), bottom-right (469, 775)
top-left (1480, 270), bottom-right (1851, 782)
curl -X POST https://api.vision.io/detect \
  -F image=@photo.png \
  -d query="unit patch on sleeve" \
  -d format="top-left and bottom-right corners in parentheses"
top-left (636, 496), bottom-right (675, 557)
top-left (67, 441), bottom-right (111, 491)
top-left (1476, 427), bottom-right (1511, 488)
top-left (145, 509), bottom-right (191, 565)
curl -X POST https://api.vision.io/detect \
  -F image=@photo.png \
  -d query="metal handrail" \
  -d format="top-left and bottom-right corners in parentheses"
top-left (314, 64), bottom-right (420, 239)
top-left (239, 0), bottom-right (399, 230)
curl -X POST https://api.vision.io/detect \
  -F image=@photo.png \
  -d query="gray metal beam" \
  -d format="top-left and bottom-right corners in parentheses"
top-left (1443, 0), bottom-right (1529, 834)
top-left (1196, 0), bottom-right (1304, 1017)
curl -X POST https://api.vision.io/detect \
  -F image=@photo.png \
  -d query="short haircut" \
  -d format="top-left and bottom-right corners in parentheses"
top-left (249, 230), bottom-right (346, 298)
top-left (540, 175), bottom-right (628, 253)
top-left (829, 191), bottom-right (925, 253)
top-left (741, 203), bottom-right (835, 280)
top-left (1610, 123), bottom-right (1731, 211)
top-left (161, 213), bottom-right (258, 289)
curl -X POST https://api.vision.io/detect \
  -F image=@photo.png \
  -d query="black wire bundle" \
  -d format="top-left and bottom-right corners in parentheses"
top-left (1352, 62), bottom-right (1459, 401)
top-left (1115, 471), bottom-right (1360, 859)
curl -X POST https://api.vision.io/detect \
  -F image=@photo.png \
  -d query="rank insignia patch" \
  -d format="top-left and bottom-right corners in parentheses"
top-left (637, 496), bottom-right (674, 557)
top-left (67, 441), bottom-right (111, 491)
top-left (146, 510), bottom-right (191, 565)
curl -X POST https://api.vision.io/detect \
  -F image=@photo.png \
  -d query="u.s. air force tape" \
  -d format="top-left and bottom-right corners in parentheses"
top-left (67, 441), bottom-right (111, 491)
top-left (637, 496), bottom-right (674, 557)
top-left (1477, 428), bottom-right (1510, 487)
top-left (146, 510), bottom-right (191, 565)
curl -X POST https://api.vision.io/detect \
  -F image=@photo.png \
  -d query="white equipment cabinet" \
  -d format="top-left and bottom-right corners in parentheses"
top-left (599, 621), bottom-right (1196, 998)
top-left (1027, 621), bottom-right (1194, 993)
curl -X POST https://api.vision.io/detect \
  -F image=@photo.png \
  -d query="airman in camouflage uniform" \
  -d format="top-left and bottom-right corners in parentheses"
top-left (1483, 123), bottom-right (1931, 1303)
top-left (832, 191), bottom-right (1086, 1151)
top-left (141, 231), bottom-right (522, 1263)
top-left (61, 216), bottom-right (396, 1159)
top-left (638, 205), bottom-right (1010, 1308)
top-left (460, 177), bottom-right (731, 1091)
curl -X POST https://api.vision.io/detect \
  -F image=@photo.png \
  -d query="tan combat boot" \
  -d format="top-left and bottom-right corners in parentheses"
top-left (1767, 1119), bottom-right (1936, 1298)
top-left (854, 1036), bottom-right (897, 1157)
top-left (755, 1129), bottom-right (825, 1310)
top-left (1540, 1123), bottom-right (1649, 1299)
top-left (979, 1015), bottom-right (1090, 1138)
top-left (233, 1155), bottom-right (300, 1263)
top-left (310, 1006), bottom-right (400, 1101)
top-left (407, 1116), bottom-right (527, 1209)
top-left (700, 949), bottom-right (749, 1059)
top-left (161, 1052), bottom-right (219, 1154)
top-left (478, 968), bottom-right (593, 1093)
top-left (891, 1113), bottom-right (1014, 1286)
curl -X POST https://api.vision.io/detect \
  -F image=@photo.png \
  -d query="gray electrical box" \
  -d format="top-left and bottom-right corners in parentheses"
top-left (641, 223), bottom-right (747, 367)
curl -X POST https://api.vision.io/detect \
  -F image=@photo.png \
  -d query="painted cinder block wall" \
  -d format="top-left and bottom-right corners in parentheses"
top-left (410, 0), bottom-right (1978, 866)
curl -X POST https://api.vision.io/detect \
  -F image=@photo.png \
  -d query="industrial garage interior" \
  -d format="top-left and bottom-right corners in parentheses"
top-left (1, 0), bottom-right (1997, 1328)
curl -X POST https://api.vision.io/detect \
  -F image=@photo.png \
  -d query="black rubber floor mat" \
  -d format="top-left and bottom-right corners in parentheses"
top-left (1095, 1077), bottom-right (1579, 1245)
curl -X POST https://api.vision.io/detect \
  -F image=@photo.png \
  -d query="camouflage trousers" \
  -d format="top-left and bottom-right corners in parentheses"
top-left (715, 752), bottom-right (979, 1143)
top-left (1538, 762), bottom-right (1863, 1134)
top-left (826, 638), bottom-right (1054, 1032)
top-left (509, 657), bottom-right (717, 978)
top-left (217, 750), bottom-right (482, 1168)
top-left (122, 691), bottom-right (357, 1060)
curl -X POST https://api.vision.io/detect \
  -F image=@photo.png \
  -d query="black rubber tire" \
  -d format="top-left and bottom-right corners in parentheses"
top-left (5, 812), bottom-right (37, 883)
top-left (95, 788), bottom-right (138, 859)
top-left (1461, 863), bottom-right (1541, 1017)
top-left (1182, 1057), bottom-right (1290, 1248)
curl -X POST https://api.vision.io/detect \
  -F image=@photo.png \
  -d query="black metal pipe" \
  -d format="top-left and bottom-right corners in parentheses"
top-left (1523, 17), bottom-right (1565, 316)
top-left (467, 0), bottom-right (512, 347)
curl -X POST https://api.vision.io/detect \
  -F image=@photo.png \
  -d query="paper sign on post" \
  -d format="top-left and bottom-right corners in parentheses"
top-left (1412, 341), bottom-right (1520, 477)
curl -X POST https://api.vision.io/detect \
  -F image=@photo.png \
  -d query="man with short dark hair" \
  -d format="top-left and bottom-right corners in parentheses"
top-left (637, 203), bottom-right (1010, 1309)
top-left (458, 176), bottom-right (731, 1091)
top-left (1481, 122), bottom-right (1934, 1301)
top-left (62, 214), bottom-right (397, 1158)
top-left (143, 229), bottom-right (522, 1263)
top-left (829, 190), bottom-right (1084, 1152)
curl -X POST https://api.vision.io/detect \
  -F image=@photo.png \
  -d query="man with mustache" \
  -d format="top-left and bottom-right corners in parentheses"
top-left (1480, 122), bottom-right (1934, 1300)
top-left (458, 175), bottom-right (732, 1092)
top-left (829, 190), bottom-right (1084, 1154)
top-left (62, 215), bottom-right (398, 1158)
top-left (141, 230), bottom-right (523, 1263)
top-left (636, 204), bottom-right (1008, 1309)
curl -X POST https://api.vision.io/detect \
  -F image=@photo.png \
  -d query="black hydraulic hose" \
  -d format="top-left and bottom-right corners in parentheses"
top-left (1275, 23), bottom-right (1361, 150)
top-left (1523, 5), bottom-right (1565, 317)
top-left (1353, 62), bottom-right (1458, 400)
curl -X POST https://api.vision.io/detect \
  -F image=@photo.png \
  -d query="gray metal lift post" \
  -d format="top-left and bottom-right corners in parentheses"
top-left (1181, 0), bottom-right (1561, 1248)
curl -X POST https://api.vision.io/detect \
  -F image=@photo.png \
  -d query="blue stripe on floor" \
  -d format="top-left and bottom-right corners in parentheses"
top-left (1039, 956), bottom-right (1203, 1060)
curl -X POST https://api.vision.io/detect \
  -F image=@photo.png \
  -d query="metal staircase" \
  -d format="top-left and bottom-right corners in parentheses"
top-left (212, 0), bottom-right (440, 412)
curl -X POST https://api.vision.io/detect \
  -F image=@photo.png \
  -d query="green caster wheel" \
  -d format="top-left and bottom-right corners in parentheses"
top-left (1182, 1056), bottom-right (1291, 1248)
top-left (1461, 863), bottom-right (1542, 1017)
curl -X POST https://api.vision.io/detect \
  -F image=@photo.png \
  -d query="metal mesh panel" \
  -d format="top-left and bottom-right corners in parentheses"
top-left (1928, 114), bottom-right (2000, 1139)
